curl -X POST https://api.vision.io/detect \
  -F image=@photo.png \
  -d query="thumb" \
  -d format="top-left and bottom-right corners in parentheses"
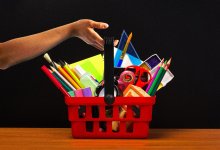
top-left (90, 21), bottom-right (109, 29)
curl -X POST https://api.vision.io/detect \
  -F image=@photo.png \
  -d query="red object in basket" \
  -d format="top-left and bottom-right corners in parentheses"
top-left (65, 96), bottom-right (156, 138)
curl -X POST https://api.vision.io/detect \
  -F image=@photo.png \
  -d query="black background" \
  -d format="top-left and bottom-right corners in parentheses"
top-left (0, 0), bottom-right (219, 128)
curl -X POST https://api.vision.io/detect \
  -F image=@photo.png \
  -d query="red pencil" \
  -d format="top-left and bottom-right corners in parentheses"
top-left (41, 65), bottom-right (70, 97)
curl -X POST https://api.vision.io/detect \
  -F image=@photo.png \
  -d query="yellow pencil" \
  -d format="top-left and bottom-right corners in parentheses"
top-left (63, 62), bottom-right (83, 88)
top-left (54, 62), bottom-right (81, 90)
top-left (117, 32), bottom-right (133, 67)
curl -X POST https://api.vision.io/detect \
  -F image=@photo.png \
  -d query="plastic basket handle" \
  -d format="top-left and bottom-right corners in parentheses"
top-left (104, 37), bottom-right (115, 105)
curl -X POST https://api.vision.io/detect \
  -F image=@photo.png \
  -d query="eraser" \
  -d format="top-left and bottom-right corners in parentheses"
top-left (123, 84), bottom-right (150, 97)
top-left (82, 87), bottom-right (92, 97)
top-left (74, 89), bottom-right (83, 97)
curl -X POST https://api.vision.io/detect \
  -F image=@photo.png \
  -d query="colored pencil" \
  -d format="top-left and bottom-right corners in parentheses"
top-left (148, 60), bottom-right (167, 96)
top-left (51, 71), bottom-right (72, 92)
top-left (146, 58), bottom-right (164, 92)
top-left (50, 66), bottom-right (76, 91)
top-left (41, 65), bottom-right (70, 97)
top-left (117, 32), bottom-right (133, 67)
top-left (59, 60), bottom-right (83, 88)
top-left (54, 62), bottom-right (81, 89)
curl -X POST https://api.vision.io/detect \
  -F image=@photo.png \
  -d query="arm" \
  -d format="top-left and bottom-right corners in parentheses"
top-left (0, 19), bottom-right (118, 70)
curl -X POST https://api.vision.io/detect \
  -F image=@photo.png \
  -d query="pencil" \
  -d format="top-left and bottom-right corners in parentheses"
top-left (148, 60), bottom-right (167, 96)
top-left (146, 58), bottom-right (164, 92)
top-left (165, 57), bottom-right (172, 70)
top-left (41, 65), bottom-right (70, 97)
top-left (50, 70), bottom-right (72, 92)
top-left (59, 61), bottom-right (83, 88)
top-left (54, 62), bottom-right (81, 90)
top-left (117, 32), bottom-right (133, 67)
top-left (50, 66), bottom-right (76, 91)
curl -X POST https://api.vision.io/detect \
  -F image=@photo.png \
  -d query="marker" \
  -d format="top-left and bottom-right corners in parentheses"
top-left (41, 65), bottom-right (70, 97)
top-left (146, 58), bottom-right (164, 92)
top-left (54, 62), bottom-right (81, 89)
top-left (117, 32), bottom-right (133, 67)
top-left (148, 60), bottom-right (167, 96)
top-left (59, 60), bottom-right (83, 88)
top-left (50, 66), bottom-right (76, 91)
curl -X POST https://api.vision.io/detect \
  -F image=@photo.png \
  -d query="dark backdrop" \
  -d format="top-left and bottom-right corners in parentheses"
top-left (0, 0), bottom-right (219, 128)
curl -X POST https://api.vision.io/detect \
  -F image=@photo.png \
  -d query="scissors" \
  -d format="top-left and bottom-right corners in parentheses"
top-left (124, 65), bottom-right (152, 88)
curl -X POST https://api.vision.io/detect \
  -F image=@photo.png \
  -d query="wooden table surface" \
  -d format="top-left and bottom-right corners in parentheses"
top-left (0, 128), bottom-right (219, 150)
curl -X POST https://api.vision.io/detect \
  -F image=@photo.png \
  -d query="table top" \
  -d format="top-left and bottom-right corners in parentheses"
top-left (0, 128), bottom-right (219, 150)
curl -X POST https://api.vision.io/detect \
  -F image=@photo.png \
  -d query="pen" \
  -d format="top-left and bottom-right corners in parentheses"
top-left (117, 32), bottom-right (133, 67)
top-left (41, 65), bottom-right (70, 97)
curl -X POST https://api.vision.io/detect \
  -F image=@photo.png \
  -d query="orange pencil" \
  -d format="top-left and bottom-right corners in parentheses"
top-left (54, 62), bottom-right (81, 90)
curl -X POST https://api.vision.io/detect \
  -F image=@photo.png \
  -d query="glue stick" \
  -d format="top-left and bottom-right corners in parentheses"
top-left (74, 65), bottom-right (98, 96)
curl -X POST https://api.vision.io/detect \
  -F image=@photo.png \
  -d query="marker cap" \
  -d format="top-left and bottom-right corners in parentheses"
top-left (74, 65), bottom-right (86, 78)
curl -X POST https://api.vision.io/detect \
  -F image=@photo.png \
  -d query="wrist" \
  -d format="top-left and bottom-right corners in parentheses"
top-left (68, 21), bottom-right (78, 38)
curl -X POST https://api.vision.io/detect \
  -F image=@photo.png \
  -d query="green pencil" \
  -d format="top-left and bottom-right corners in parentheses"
top-left (148, 60), bottom-right (167, 96)
top-left (52, 72), bottom-right (72, 92)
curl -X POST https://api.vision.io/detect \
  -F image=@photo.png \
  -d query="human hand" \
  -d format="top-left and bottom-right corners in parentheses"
top-left (71, 19), bottom-right (118, 50)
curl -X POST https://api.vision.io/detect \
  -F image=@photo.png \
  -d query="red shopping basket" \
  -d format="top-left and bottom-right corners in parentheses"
top-left (65, 37), bottom-right (156, 138)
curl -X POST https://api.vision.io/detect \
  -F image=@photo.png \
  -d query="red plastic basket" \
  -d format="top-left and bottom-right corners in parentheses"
top-left (65, 37), bottom-right (156, 138)
top-left (65, 96), bottom-right (156, 138)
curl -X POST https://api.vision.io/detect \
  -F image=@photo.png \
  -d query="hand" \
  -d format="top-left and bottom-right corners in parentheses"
top-left (71, 19), bottom-right (118, 50)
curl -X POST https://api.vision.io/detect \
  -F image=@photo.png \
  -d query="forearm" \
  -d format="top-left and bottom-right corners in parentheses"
top-left (0, 22), bottom-right (75, 69)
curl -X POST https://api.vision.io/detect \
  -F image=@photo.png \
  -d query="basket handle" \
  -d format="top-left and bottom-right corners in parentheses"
top-left (104, 37), bottom-right (115, 105)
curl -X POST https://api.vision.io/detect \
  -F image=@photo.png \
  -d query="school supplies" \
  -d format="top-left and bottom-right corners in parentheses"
top-left (50, 66), bottom-right (76, 91)
top-left (82, 87), bottom-right (93, 97)
top-left (43, 53), bottom-right (57, 69)
top-left (74, 89), bottom-right (83, 97)
top-left (41, 65), bottom-right (70, 97)
top-left (141, 54), bottom-right (174, 89)
top-left (117, 32), bottom-right (133, 67)
top-left (114, 30), bottom-right (142, 67)
top-left (52, 71), bottom-right (72, 92)
top-left (125, 65), bottom-right (152, 88)
top-left (145, 59), bottom-right (164, 92)
top-left (74, 65), bottom-right (98, 96)
top-left (41, 33), bottom-right (173, 138)
top-left (147, 58), bottom-right (171, 96)
top-left (68, 91), bottom-right (75, 97)
top-left (54, 62), bottom-right (80, 90)
top-left (112, 106), bottom-right (126, 132)
top-left (59, 61), bottom-right (83, 88)
top-left (123, 84), bottom-right (150, 97)
top-left (70, 54), bottom-right (104, 82)
top-left (117, 70), bottom-right (135, 92)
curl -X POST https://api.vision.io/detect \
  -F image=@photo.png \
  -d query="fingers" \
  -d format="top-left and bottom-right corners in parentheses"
top-left (89, 29), bottom-right (105, 50)
top-left (90, 20), bottom-right (109, 29)
top-left (114, 40), bottom-right (119, 46)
